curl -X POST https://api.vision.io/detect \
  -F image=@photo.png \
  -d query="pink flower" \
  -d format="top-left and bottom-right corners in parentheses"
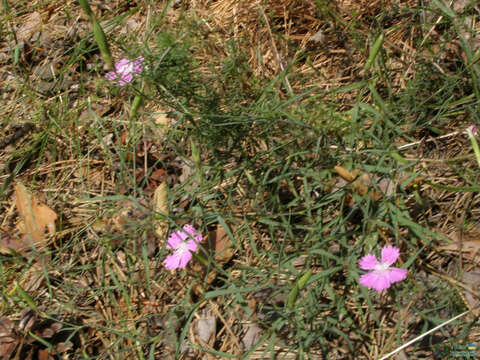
top-left (466, 125), bottom-right (479, 137)
top-left (105, 57), bottom-right (144, 85)
top-left (163, 224), bottom-right (202, 270)
top-left (358, 245), bottom-right (407, 291)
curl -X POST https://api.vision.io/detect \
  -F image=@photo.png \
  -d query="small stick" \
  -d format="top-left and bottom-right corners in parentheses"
top-left (396, 130), bottom-right (461, 151)
top-left (259, 5), bottom-right (293, 94)
top-left (378, 309), bottom-right (473, 360)
top-left (328, 129), bottom-right (470, 153)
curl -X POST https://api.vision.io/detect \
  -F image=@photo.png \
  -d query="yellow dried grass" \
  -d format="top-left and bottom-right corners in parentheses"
top-left (193, 0), bottom-right (421, 97)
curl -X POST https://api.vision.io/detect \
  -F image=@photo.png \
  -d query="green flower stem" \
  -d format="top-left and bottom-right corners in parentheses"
top-left (78, 0), bottom-right (113, 69)
top-left (130, 94), bottom-right (143, 119)
top-left (92, 20), bottom-right (113, 69)
top-left (286, 269), bottom-right (313, 309)
top-left (77, 0), bottom-right (93, 17)
top-left (466, 126), bottom-right (480, 168)
top-left (190, 140), bottom-right (204, 186)
top-left (364, 33), bottom-right (384, 72)
top-left (16, 284), bottom-right (47, 317)
top-left (192, 252), bottom-right (209, 267)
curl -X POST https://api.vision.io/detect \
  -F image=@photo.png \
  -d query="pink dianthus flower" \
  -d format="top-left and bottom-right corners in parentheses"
top-left (163, 224), bottom-right (202, 270)
top-left (358, 245), bottom-right (407, 291)
top-left (466, 125), bottom-right (479, 137)
top-left (105, 57), bottom-right (144, 85)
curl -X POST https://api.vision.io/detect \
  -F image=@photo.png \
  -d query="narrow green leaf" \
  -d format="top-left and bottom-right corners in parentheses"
top-left (297, 269), bottom-right (313, 289)
top-left (364, 33), bottom-right (383, 72)
top-left (191, 140), bottom-right (200, 166)
top-left (426, 182), bottom-right (480, 192)
top-left (16, 285), bottom-right (40, 313)
top-left (330, 81), bottom-right (367, 94)
top-left (466, 127), bottom-right (480, 168)
top-left (286, 269), bottom-right (313, 309)
top-left (286, 285), bottom-right (299, 310)
top-left (130, 94), bottom-right (143, 119)
top-left (432, 0), bottom-right (455, 18)
top-left (92, 19), bottom-right (113, 69)
top-left (27, 331), bottom-right (54, 350)
top-left (77, 0), bottom-right (113, 69)
top-left (77, 0), bottom-right (94, 18)
top-left (309, 266), bottom-right (343, 283)
top-left (13, 44), bottom-right (20, 66)
top-left (390, 151), bottom-right (412, 165)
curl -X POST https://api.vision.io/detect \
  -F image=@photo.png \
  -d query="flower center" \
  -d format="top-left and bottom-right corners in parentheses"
top-left (374, 262), bottom-right (389, 273)
top-left (174, 241), bottom-right (189, 256)
top-left (120, 62), bottom-right (134, 75)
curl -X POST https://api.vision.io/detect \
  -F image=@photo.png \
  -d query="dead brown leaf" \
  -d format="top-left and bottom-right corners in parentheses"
top-left (5, 183), bottom-right (57, 254)
top-left (16, 12), bottom-right (42, 42)
top-left (191, 224), bottom-right (236, 296)
top-left (208, 224), bottom-right (235, 265)
top-left (461, 270), bottom-right (480, 316)
top-left (0, 229), bottom-right (25, 255)
top-left (153, 181), bottom-right (169, 241)
top-left (440, 239), bottom-right (480, 252)
top-left (154, 111), bottom-right (170, 129)
top-left (453, 0), bottom-right (472, 13)
top-left (241, 322), bottom-right (263, 351)
top-left (143, 168), bottom-right (166, 196)
top-left (37, 349), bottom-right (51, 360)
top-left (18, 309), bottom-right (36, 333)
top-left (0, 317), bottom-right (18, 359)
top-left (438, 231), bottom-right (480, 262)
top-left (192, 305), bottom-right (216, 350)
top-left (333, 165), bottom-right (355, 182)
top-left (334, 165), bottom-right (384, 201)
top-left (333, 165), bottom-right (415, 204)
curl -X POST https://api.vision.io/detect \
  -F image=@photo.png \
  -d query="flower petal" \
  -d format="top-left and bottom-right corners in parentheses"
top-left (358, 254), bottom-right (378, 270)
top-left (360, 271), bottom-right (392, 291)
top-left (186, 239), bottom-right (199, 252)
top-left (385, 267), bottom-right (407, 284)
top-left (194, 233), bottom-right (202, 243)
top-left (106, 57), bottom-right (144, 85)
top-left (105, 72), bottom-right (117, 80)
top-left (132, 60), bottom-right (144, 73)
top-left (115, 59), bottom-right (130, 72)
top-left (166, 231), bottom-right (184, 249)
top-left (182, 224), bottom-right (202, 245)
top-left (177, 250), bottom-right (192, 268)
top-left (120, 73), bottom-right (133, 84)
top-left (381, 245), bottom-right (400, 266)
top-left (183, 224), bottom-right (196, 236)
top-left (163, 254), bottom-right (181, 270)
